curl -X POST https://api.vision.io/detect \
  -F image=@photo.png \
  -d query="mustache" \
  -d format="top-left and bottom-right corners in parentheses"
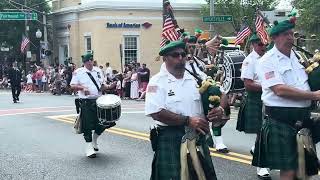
top-left (173, 62), bottom-right (186, 70)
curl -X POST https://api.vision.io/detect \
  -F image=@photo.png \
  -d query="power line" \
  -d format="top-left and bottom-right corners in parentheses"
top-left (6, 0), bottom-right (45, 14)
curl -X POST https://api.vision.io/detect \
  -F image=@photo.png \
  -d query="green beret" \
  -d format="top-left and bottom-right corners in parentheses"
top-left (249, 33), bottom-right (261, 43)
top-left (269, 17), bottom-right (296, 36)
top-left (221, 38), bottom-right (229, 46)
top-left (159, 40), bottom-right (186, 56)
top-left (81, 53), bottom-right (93, 63)
top-left (188, 36), bottom-right (198, 43)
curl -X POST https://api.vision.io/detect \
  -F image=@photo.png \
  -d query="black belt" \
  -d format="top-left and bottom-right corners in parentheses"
top-left (265, 106), bottom-right (311, 127)
top-left (157, 125), bottom-right (185, 132)
top-left (78, 98), bottom-right (97, 102)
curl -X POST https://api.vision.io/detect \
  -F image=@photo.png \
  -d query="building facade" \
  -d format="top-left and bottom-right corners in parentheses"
top-left (51, 0), bottom-right (207, 73)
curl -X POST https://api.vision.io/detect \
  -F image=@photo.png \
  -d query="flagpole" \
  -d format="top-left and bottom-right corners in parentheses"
top-left (209, 0), bottom-right (214, 37)
top-left (24, 0), bottom-right (29, 75)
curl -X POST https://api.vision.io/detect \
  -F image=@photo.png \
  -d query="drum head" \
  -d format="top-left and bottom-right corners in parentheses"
top-left (220, 51), bottom-right (246, 93)
top-left (96, 94), bottom-right (121, 108)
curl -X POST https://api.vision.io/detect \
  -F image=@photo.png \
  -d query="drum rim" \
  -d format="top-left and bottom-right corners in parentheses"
top-left (96, 94), bottom-right (121, 108)
top-left (220, 50), bottom-right (246, 93)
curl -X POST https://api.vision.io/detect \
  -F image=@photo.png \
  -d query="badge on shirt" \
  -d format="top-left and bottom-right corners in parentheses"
top-left (168, 90), bottom-right (175, 96)
top-left (265, 71), bottom-right (275, 80)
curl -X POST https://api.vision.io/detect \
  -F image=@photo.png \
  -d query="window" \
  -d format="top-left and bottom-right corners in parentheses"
top-left (85, 36), bottom-right (92, 53)
top-left (124, 36), bottom-right (138, 64)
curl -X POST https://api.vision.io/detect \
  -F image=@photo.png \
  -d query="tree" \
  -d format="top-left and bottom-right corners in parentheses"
top-left (292, 0), bottom-right (320, 50)
top-left (0, 0), bottom-right (51, 67)
top-left (201, 0), bottom-right (279, 36)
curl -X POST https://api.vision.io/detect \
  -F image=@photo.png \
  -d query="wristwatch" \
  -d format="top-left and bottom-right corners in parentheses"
top-left (183, 115), bottom-right (190, 126)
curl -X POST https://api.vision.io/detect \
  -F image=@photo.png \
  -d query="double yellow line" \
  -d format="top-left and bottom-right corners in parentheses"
top-left (47, 114), bottom-right (253, 165)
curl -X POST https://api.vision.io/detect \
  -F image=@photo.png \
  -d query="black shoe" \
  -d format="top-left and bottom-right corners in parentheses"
top-left (16, 97), bottom-right (19, 101)
top-left (257, 174), bottom-right (271, 180)
top-left (217, 148), bottom-right (229, 154)
top-left (13, 100), bottom-right (17, 103)
top-left (87, 154), bottom-right (97, 158)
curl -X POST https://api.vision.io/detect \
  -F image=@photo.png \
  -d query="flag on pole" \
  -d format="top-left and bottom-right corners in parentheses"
top-left (160, 0), bottom-right (181, 47)
top-left (255, 14), bottom-right (269, 44)
top-left (235, 25), bottom-right (251, 45)
top-left (20, 35), bottom-right (30, 53)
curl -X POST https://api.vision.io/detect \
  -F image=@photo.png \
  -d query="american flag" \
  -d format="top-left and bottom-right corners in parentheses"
top-left (235, 25), bottom-right (251, 45)
top-left (160, 0), bottom-right (180, 47)
top-left (255, 14), bottom-right (269, 44)
top-left (20, 36), bottom-right (30, 53)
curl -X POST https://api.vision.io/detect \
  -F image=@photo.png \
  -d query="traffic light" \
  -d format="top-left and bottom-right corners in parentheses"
top-left (40, 48), bottom-right (46, 59)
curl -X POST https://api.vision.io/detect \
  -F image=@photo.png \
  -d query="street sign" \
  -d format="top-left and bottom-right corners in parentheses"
top-left (0, 12), bottom-right (38, 20)
top-left (203, 15), bottom-right (233, 23)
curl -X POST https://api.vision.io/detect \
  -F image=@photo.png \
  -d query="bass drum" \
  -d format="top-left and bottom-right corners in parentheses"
top-left (219, 50), bottom-right (246, 93)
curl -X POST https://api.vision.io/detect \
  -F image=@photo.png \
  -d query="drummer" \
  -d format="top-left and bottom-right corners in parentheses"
top-left (70, 53), bottom-right (115, 158)
top-left (252, 17), bottom-right (320, 179)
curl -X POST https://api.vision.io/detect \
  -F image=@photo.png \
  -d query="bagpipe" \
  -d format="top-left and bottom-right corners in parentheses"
top-left (292, 44), bottom-right (320, 179)
top-left (180, 68), bottom-right (224, 180)
top-left (185, 68), bottom-right (229, 127)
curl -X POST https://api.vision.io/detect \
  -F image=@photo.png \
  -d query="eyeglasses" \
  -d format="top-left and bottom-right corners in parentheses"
top-left (168, 52), bottom-right (187, 58)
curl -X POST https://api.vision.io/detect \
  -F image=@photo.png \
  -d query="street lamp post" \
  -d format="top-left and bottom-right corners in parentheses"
top-left (36, 29), bottom-right (42, 65)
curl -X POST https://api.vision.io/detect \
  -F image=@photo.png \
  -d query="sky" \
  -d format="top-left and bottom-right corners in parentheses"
top-left (80, 0), bottom-right (293, 9)
top-left (81, 0), bottom-right (207, 4)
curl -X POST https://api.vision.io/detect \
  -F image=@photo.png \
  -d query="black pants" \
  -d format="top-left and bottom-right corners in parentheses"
top-left (11, 85), bottom-right (21, 101)
top-left (80, 99), bottom-right (110, 142)
top-left (125, 82), bottom-right (131, 98)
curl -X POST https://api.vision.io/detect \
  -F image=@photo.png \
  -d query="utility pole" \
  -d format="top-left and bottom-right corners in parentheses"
top-left (210, 0), bottom-right (214, 36)
top-left (42, 12), bottom-right (49, 67)
top-left (24, 0), bottom-right (30, 74)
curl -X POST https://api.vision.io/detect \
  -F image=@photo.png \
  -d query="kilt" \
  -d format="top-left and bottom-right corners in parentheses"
top-left (80, 99), bottom-right (99, 132)
top-left (236, 91), bottom-right (263, 134)
top-left (252, 117), bottom-right (298, 170)
top-left (151, 126), bottom-right (217, 180)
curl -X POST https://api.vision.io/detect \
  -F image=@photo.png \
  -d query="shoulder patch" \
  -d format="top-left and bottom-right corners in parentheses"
top-left (147, 86), bottom-right (158, 93)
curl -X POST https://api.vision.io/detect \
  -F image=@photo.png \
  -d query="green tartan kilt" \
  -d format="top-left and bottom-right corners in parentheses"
top-left (80, 99), bottom-right (99, 132)
top-left (151, 126), bottom-right (217, 180)
top-left (236, 92), bottom-right (263, 134)
top-left (252, 117), bottom-right (298, 170)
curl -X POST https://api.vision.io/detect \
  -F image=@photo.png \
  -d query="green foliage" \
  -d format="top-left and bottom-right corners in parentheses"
top-left (292, 0), bottom-right (320, 40)
top-left (201, 0), bottom-right (279, 34)
top-left (0, 0), bottom-right (51, 62)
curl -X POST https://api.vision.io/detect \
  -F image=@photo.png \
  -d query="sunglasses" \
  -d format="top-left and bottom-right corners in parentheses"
top-left (168, 52), bottom-right (187, 58)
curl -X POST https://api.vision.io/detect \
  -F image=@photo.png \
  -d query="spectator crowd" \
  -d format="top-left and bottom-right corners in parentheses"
top-left (0, 61), bottom-right (150, 101)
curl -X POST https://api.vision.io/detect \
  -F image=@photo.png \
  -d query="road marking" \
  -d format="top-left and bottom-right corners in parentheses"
top-left (0, 110), bottom-right (74, 117)
top-left (0, 106), bottom-right (74, 112)
top-left (48, 114), bottom-right (255, 165)
top-left (210, 152), bottom-right (251, 164)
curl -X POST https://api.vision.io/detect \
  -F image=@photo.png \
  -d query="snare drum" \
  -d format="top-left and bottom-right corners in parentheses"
top-left (96, 94), bottom-right (121, 125)
top-left (219, 50), bottom-right (246, 93)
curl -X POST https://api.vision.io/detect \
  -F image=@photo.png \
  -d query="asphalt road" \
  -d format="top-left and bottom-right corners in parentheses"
top-left (0, 90), bottom-right (319, 180)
